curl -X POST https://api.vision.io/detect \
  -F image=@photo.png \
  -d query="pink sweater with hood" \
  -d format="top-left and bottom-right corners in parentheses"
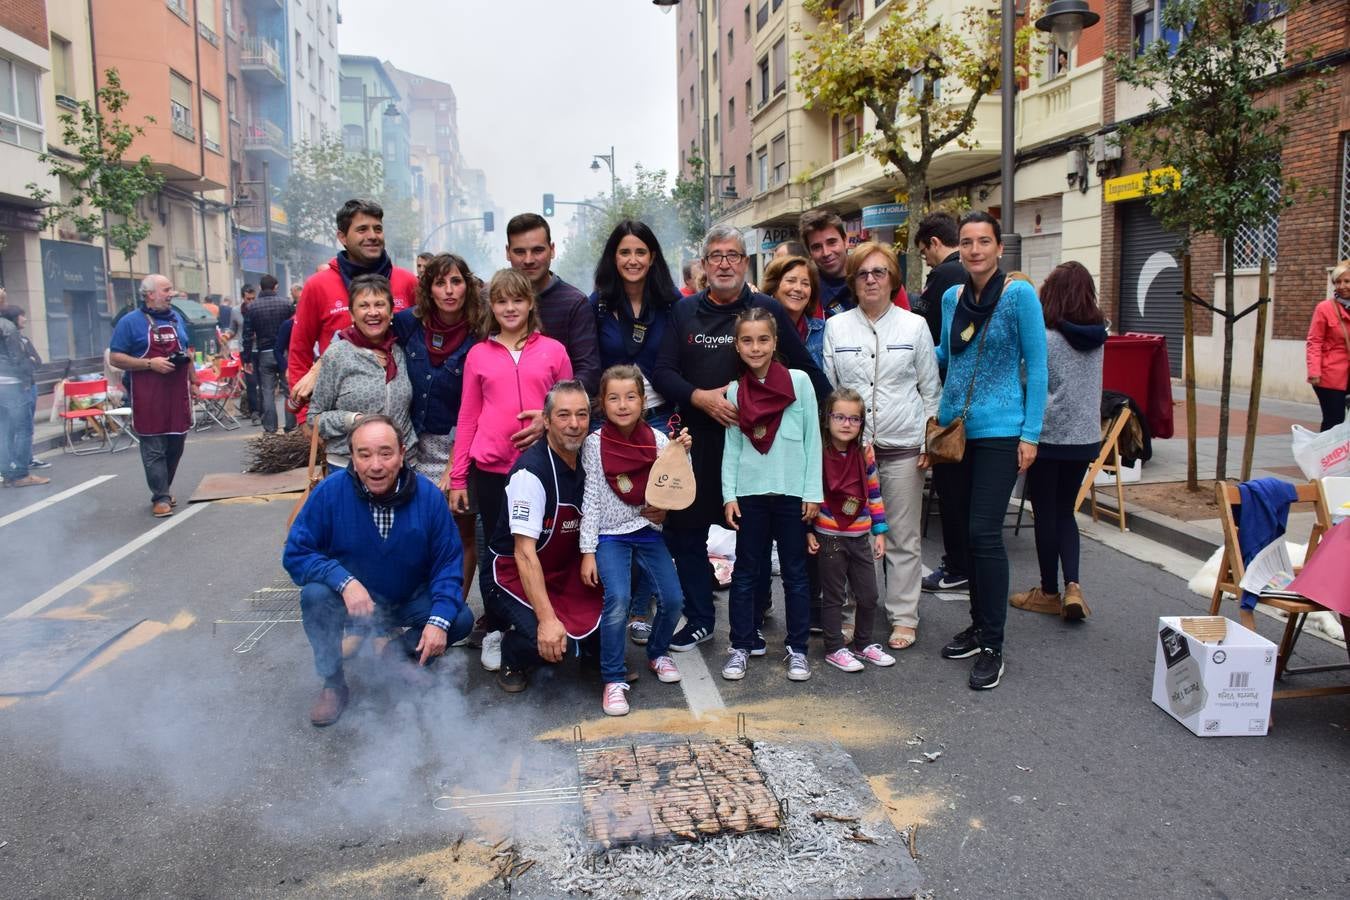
top-left (450, 332), bottom-right (573, 487)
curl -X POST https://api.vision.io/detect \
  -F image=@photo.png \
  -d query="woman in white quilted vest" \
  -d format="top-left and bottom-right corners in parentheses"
top-left (822, 241), bottom-right (941, 651)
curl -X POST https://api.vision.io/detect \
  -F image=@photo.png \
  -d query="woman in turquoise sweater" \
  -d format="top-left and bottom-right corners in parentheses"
top-left (721, 308), bottom-right (823, 684)
top-left (932, 211), bottom-right (1048, 691)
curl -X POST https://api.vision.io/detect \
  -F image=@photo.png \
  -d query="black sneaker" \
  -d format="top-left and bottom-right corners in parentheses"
top-left (497, 667), bottom-right (529, 693)
top-left (749, 629), bottom-right (768, 657)
top-left (669, 624), bottom-right (713, 652)
top-left (28, 458), bottom-right (52, 469)
top-left (969, 648), bottom-right (1004, 690)
top-left (922, 566), bottom-right (969, 593)
top-left (940, 625), bottom-right (981, 659)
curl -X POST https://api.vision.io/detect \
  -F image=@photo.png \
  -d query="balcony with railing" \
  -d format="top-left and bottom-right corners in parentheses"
top-left (240, 35), bottom-right (285, 85)
top-left (242, 118), bottom-right (288, 160)
top-left (170, 101), bottom-right (195, 141)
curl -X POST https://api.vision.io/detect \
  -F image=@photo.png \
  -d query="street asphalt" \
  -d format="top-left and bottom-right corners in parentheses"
top-left (0, 429), bottom-right (1346, 899)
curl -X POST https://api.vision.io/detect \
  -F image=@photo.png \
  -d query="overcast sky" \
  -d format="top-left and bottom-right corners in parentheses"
top-left (338, 1), bottom-right (679, 256)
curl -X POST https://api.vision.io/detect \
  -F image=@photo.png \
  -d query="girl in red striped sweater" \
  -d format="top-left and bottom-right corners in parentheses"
top-left (807, 388), bottom-right (893, 672)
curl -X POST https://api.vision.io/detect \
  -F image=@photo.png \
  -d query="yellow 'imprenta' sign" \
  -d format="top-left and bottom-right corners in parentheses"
top-left (1104, 167), bottom-right (1181, 203)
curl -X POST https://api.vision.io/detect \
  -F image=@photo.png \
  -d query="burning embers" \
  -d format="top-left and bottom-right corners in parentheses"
top-left (577, 739), bottom-right (785, 849)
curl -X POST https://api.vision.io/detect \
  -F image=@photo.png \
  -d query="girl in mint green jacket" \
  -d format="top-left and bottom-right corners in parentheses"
top-left (720, 308), bottom-right (822, 684)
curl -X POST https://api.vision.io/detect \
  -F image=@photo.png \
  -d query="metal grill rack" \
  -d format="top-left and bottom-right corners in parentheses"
top-left (575, 736), bottom-right (785, 850)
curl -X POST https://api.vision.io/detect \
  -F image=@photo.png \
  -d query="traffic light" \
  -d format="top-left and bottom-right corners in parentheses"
top-left (543, 193), bottom-right (555, 217)
top-left (483, 211), bottom-right (494, 232)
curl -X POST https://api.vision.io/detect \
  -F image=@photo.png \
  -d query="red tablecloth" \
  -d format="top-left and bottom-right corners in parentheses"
top-left (1103, 334), bottom-right (1174, 439)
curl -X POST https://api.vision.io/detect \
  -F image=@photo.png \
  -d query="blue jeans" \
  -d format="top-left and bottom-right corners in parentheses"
top-left (938, 438), bottom-right (1020, 652)
top-left (664, 523), bottom-right (715, 633)
top-left (0, 383), bottom-right (31, 481)
top-left (300, 581), bottom-right (473, 684)
top-left (595, 534), bottom-right (685, 681)
top-left (730, 494), bottom-right (810, 654)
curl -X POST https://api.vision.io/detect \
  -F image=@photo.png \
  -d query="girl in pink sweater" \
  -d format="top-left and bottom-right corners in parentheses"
top-left (449, 270), bottom-right (572, 606)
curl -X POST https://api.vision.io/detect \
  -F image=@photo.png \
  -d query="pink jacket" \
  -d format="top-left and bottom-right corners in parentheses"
top-left (450, 332), bottom-right (573, 487)
top-left (1306, 299), bottom-right (1350, 392)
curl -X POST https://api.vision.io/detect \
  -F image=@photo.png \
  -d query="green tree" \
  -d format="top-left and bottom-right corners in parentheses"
top-left (794, 0), bottom-right (1034, 295)
top-left (671, 152), bottom-right (708, 253)
top-left (276, 132), bottom-right (384, 273)
top-left (553, 164), bottom-right (689, 291)
top-left (1112, 0), bottom-right (1324, 482)
top-left (28, 68), bottom-right (164, 293)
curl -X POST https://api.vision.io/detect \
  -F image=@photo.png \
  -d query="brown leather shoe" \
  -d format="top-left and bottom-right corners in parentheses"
top-left (1062, 583), bottom-right (1090, 621)
top-left (6, 474), bottom-right (50, 488)
top-left (1010, 586), bottom-right (1061, 615)
top-left (309, 684), bottom-right (349, 726)
top-left (152, 501), bottom-right (173, 517)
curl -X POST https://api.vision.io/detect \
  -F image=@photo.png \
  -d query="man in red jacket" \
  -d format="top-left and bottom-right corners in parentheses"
top-left (287, 199), bottom-right (417, 423)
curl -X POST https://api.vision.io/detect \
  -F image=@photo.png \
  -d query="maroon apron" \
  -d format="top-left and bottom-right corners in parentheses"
top-left (492, 452), bottom-right (603, 639)
top-left (129, 319), bottom-right (193, 435)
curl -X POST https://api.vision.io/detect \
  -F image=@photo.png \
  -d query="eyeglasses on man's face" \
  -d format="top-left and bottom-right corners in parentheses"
top-left (854, 267), bottom-right (889, 283)
top-left (829, 413), bottom-right (863, 426)
top-left (705, 251), bottom-right (744, 266)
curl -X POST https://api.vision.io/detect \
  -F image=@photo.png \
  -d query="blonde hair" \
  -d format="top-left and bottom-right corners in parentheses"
top-left (1332, 260), bottom-right (1350, 283)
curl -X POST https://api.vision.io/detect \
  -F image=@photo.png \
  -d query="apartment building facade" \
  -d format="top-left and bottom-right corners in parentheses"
top-left (1099, 0), bottom-right (1350, 399)
top-left (0, 0), bottom-right (58, 356)
top-left (384, 63), bottom-right (468, 253)
top-left (681, 0), bottom-right (1106, 289)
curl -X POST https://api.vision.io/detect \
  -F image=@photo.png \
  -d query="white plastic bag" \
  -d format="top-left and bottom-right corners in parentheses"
top-left (1291, 422), bottom-right (1350, 480)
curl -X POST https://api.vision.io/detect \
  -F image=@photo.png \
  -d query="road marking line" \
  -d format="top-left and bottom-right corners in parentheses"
top-left (6, 502), bottom-right (209, 620)
top-left (0, 475), bottom-right (117, 530)
top-left (677, 644), bottom-right (725, 718)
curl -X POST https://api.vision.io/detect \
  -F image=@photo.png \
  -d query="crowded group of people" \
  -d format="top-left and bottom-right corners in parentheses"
top-left (263, 194), bottom-right (1127, 729)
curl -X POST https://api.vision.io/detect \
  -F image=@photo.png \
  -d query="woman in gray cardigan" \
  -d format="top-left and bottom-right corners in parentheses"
top-left (310, 274), bottom-right (416, 468)
top-left (1011, 262), bottom-right (1106, 620)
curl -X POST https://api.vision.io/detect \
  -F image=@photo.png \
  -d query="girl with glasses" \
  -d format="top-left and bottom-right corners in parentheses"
top-left (808, 388), bottom-right (894, 672)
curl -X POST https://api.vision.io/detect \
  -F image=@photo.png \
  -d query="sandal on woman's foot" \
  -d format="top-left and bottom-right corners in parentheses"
top-left (888, 625), bottom-right (917, 650)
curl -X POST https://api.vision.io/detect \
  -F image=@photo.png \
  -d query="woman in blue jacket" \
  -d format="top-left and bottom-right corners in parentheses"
top-left (590, 220), bottom-right (681, 429)
top-left (933, 211), bottom-right (1048, 692)
top-left (393, 253), bottom-right (482, 589)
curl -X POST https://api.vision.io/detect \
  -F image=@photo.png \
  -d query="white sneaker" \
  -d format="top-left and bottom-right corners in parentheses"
top-left (721, 648), bottom-right (749, 681)
top-left (602, 681), bottom-right (631, 716)
top-left (480, 631), bottom-right (503, 672)
top-left (785, 650), bottom-right (811, 682)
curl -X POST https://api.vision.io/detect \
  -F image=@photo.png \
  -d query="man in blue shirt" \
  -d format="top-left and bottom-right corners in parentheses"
top-left (284, 415), bottom-right (473, 726)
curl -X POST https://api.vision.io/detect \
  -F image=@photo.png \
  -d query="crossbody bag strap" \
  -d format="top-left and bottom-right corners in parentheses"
top-left (955, 281), bottom-right (1013, 418)
top-left (1334, 303), bottom-right (1350, 356)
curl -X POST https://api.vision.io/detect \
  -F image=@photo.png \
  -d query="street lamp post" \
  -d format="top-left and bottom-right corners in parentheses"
top-left (590, 145), bottom-right (618, 204)
top-left (999, 0), bottom-right (1099, 272)
top-left (360, 81), bottom-right (400, 153)
top-left (652, 0), bottom-right (710, 230)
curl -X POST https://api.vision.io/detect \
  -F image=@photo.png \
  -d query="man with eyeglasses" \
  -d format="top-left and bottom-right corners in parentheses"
top-left (652, 226), bottom-right (831, 652)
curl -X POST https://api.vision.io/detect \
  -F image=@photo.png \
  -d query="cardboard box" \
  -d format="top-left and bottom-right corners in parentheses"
top-left (1151, 616), bottom-right (1276, 736)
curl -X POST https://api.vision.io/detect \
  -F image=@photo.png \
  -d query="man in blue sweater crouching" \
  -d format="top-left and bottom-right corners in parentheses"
top-left (285, 414), bottom-right (473, 726)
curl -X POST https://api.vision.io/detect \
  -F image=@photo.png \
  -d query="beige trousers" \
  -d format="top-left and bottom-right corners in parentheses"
top-left (873, 451), bottom-right (925, 628)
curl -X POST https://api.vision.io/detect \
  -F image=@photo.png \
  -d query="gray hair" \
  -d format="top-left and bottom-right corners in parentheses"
top-left (544, 379), bottom-right (589, 417)
top-left (701, 225), bottom-right (746, 259)
top-left (139, 274), bottom-right (165, 296)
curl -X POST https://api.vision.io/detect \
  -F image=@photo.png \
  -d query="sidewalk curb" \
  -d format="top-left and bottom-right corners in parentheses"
top-left (1084, 496), bottom-right (1221, 560)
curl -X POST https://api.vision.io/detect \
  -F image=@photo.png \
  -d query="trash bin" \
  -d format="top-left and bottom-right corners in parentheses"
top-left (171, 299), bottom-right (221, 355)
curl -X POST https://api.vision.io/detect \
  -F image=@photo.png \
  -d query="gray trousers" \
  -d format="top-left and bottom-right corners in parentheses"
top-left (873, 450), bottom-right (925, 629)
top-left (256, 354), bottom-right (296, 433)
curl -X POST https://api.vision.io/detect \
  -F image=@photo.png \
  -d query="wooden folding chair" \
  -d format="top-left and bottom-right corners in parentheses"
top-left (59, 378), bottom-right (112, 455)
top-left (1075, 406), bottom-right (1133, 531)
top-left (1208, 480), bottom-right (1350, 701)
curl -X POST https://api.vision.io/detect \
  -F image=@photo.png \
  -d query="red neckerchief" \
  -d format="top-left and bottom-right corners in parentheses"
top-left (737, 361), bottom-right (795, 454)
top-left (339, 325), bottom-right (398, 382)
top-left (824, 441), bottom-right (869, 521)
top-left (423, 313), bottom-right (468, 368)
top-left (600, 419), bottom-right (658, 502)
top-left (794, 313), bottom-right (809, 341)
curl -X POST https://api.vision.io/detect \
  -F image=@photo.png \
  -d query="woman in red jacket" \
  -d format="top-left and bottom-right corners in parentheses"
top-left (1306, 260), bottom-right (1350, 432)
